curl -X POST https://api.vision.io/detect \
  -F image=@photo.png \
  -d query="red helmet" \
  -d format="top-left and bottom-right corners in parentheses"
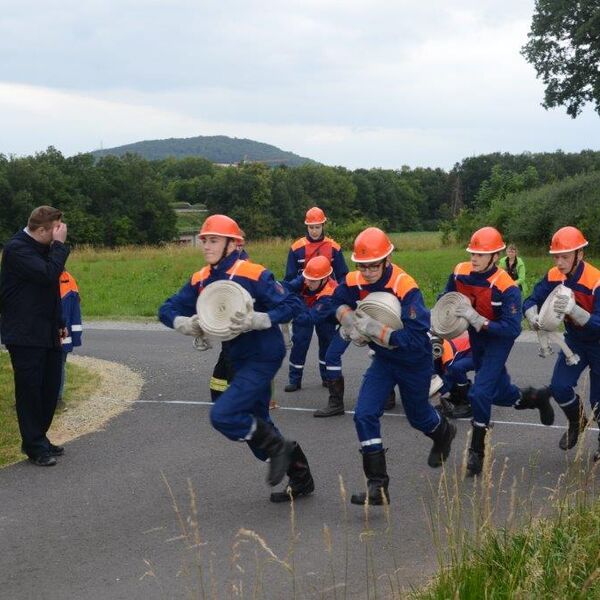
top-left (199, 214), bottom-right (244, 241)
top-left (351, 227), bottom-right (394, 263)
top-left (466, 227), bottom-right (506, 254)
top-left (304, 207), bottom-right (327, 225)
top-left (303, 255), bottom-right (333, 280)
top-left (549, 226), bottom-right (588, 254)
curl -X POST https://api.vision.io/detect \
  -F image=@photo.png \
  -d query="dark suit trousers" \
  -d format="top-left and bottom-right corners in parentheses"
top-left (7, 345), bottom-right (63, 458)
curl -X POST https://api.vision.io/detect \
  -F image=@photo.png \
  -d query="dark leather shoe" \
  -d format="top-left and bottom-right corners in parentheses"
top-left (49, 444), bottom-right (64, 456)
top-left (29, 454), bottom-right (57, 467)
top-left (284, 383), bottom-right (301, 392)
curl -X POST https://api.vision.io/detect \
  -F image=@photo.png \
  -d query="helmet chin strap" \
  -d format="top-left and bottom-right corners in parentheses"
top-left (216, 238), bottom-right (236, 265)
top-left (483, 253), bottom-right (497, 272)
top-left (566, 251), bottom-right (581, 278)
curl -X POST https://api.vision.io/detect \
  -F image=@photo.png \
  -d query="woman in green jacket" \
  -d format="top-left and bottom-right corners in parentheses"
top-left (500, 243), bottom-right (527, 296)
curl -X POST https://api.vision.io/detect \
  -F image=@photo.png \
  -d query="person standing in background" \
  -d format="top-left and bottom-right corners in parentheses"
top-left (57, 271), bottom-right (83, 411)
top-left (500, 243), bottom-right (527, 296)
top-left (0, 206), bottom-right (69, 466)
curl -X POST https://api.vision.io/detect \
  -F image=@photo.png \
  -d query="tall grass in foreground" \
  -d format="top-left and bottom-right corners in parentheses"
top-left (146, 432), bottom-right (600, 599)
top-left (66, 234), bottom-right (596, 318)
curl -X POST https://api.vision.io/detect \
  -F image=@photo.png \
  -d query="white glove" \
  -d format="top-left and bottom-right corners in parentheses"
top-left (174, 315), bottom-right (203, 336)
top-left (336, 305), bottom-right (369, 346)
top-left (524, 306), bottom-right (540, 331)
top-left (354, 311), bottom-right (395, 347)
top-left (553, 294), bottom-right (572, 315)
top-left (229, 309), bottom-right (272, 333)
top-left (454, 304), bottom-right (487, 332)
top-left (568, 304), bottom-right (591, 327)
top-left (193, 334), bottom-right (213, 351)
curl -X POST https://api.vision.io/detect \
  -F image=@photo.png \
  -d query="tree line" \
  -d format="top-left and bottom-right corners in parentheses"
top-left (1, 147), bottom-right (600, 246)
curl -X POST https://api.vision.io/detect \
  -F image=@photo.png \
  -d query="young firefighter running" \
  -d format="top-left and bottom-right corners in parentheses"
top-left (159, 215), bottom-right (314, 502)
top-left (522, 226), bottom-right (600, 460)
top-left (331, 227), bottom-right (456, 506)
top-left (282, 255), bottom-right (338, 393)
top-left (441, 226), bottom-right (554, 477)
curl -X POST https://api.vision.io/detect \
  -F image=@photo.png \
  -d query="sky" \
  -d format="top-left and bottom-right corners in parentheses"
top-left (1, 0), bottom-right (599, 170)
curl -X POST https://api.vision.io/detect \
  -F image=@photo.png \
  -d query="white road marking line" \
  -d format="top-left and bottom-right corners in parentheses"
top-left (134, 400), bottom-right (599, 431)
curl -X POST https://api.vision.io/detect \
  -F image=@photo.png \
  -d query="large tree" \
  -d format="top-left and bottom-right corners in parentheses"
top-left (522, 1), bottom-right (600, 117)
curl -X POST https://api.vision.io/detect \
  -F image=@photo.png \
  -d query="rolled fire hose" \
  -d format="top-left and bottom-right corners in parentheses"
top-left (355, 291), bottom-right (402, 348)
top-left (431, 292), bottom-right (470, 340)
top-left (196, 280), bottom-right (254, 342)
top-left (535, 284), bottom-right (579, 365)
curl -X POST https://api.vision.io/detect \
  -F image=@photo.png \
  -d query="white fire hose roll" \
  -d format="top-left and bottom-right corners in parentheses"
top-left (196, 280), bottom-right (254, 341)
top-left (431, 292), bottom-right (470, 340)
top-left (356, 291), bottom-right (402, 348)
top-left (536, 284), bottom-right (579, 365)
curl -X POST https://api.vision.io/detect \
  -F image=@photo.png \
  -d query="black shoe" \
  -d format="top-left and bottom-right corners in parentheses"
top-left (314, 377), bottom-right (345, 417)
top-left (252, 419), bottom-right (295, 487)
top-left (466, 424), bottom-right (487, 477)
top-left (426, 417), bottom-right (456, 468)
top-left (284, 383), bottom-right (301, 393)
top-left (517, 387), bottom-right (554, 426)
top-left (270, 443), bottom-right (315, 503)
top-left (321, 380), bottom-right (328, 388)
top-left (559, 397), bottom-right (587, 450)
top-left (49, 444), bottom-right (64, 457)
top-left (350, 449), bottom-right (390, 506)
top-left (29, 454), bottom-right (57, 467)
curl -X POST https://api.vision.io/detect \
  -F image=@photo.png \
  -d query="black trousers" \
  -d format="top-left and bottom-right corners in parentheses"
top-left (7, 345), bottom-right (63, 458)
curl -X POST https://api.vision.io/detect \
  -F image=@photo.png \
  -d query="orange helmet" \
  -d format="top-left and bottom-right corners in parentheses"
top-left (304, 207), bottom-right (327, 225)
top-left (303, 255), bottom-right (333, 280)
top-left (351, 227), bottom-right (394, 263)
top-left (549, 226), bottom-right (588, 254)
top-left (199, 214), bottom-right (244, 241)
top-left (466, 227), bottom-right (506, 254)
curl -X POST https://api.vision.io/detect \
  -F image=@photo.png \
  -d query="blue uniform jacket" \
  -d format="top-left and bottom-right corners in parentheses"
top-left (60, 271), bottom-right (82, 353)
top-left (524, 261), bottom-right (600, 343)
top-left (159, 251), bottom-right (303, 362)
top-left (282, 275), bottom-right (337, 327)
top-left (0, 229), bottom-right (69, 348)
top-left (443, 262), bottom-right (521, 340)
top-left (285, 234), bottom-right (348, 282)
top-left (331, 263), bottom-right (431, 364)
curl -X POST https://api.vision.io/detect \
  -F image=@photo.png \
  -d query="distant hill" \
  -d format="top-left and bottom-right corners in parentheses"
top-left (89, 135), bottom-right (315, 166)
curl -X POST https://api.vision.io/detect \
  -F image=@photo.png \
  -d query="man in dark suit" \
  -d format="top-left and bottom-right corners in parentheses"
top-left (0, 206), bottom-right (69, 466)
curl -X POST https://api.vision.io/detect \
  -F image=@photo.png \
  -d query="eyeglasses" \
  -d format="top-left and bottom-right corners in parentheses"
top-left (355, 261), bottom-right (384, 272)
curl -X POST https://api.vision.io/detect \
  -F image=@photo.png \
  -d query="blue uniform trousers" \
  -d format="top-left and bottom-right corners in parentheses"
top-left (7, 345), bottom-right (63, 458)
top-left (323, 329), bottom-right (349, 381)
top-left (549, 335), bottom-right (600, 413)
top-left (354, 356), bottom-right (440, 453)
top-left (468, 332), bottom-right (521, 426)
top-left (210, 358), bottom-right (282, 461)
top-left (441, 354), bottom-right (474, 393)
top-left (289, 320), bottom-right (336, 385)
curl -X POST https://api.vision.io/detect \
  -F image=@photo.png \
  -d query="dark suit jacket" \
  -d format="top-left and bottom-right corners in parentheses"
top-left (0, 229), bottom-right (70, 348)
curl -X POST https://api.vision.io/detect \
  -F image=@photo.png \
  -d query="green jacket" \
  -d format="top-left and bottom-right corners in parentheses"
top-left (499, 255), bottom-right (527, 297)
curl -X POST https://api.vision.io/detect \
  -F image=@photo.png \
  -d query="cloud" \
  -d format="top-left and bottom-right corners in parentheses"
top-left (0, 0), bottom-right (599, 168)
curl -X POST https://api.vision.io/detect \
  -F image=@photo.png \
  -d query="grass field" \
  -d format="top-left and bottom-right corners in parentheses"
top-left (0, 353), bottom-right (99, 466)
top-left (66, 233), bottom-right (579, 318)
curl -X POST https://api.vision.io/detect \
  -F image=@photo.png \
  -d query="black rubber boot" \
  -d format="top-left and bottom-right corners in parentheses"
top-left (466, 424), bottom-right (487, 477)
top-left (559, 396), bottom-right (588, 450)
top-left (516, 387), bottom-right (555, 426)
top-left (384, 389), bottom-right (396, 411)
top-left (314, 377), bottom-right (345, 417)
top-left (350, 449), bottom-right (390, 506)
top-left (251, 419), bottom-right (295, 486)
top-left (448, 382), bottom-right (473, 418)
top-left (270, 443), bottom-right (315, 502)
top-left (425, 416), bottom-right (457, 468)
top-left (285, 382), bottom-right (301, 392)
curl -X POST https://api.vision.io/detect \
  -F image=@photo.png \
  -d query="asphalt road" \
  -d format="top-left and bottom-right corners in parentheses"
top-left (0, 327), bottom-right (597, 599)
